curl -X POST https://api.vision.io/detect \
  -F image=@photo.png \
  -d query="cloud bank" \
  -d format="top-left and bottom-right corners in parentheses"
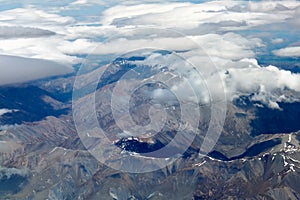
top-left (0, 26), bottom-right (55, 39)
top-left (0, 0), bottom-right (299, 108)
top-left (0, 54), bottom-right (73, 86)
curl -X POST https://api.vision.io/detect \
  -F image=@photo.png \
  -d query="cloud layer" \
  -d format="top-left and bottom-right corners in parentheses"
top-left (0, 54), bottom-right (73, 85)
top-left (0, 0), bottom-right (299, 107)
top-left (0, 26), bottom-right (55, 39)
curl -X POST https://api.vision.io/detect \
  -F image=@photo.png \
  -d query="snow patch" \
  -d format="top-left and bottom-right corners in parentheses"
top-left (194, 160), bottom-right (207, 167)
top-left (0, 108), bottom-right (18, 116)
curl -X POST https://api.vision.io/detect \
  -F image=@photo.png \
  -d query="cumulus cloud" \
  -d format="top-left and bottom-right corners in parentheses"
top-left (0, 54), bottom-right (73, 85)
top-left (225, 65), bottom-right (300, 107)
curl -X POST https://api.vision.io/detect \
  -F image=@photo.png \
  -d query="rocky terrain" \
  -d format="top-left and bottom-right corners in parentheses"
top-left (0, 58), bottom-right (300, 199)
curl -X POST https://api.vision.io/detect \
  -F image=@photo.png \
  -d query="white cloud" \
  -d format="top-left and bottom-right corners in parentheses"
top-left (224, 64), bottom-right (300, 108)
top-left (273, 46), bottom-right (300, 57)
top-left (0, 37), bottom-right (81, 65)
top-left (0, 7), bottom-right (79, 84)
top-left (0, 26), bottom-right (55, 38)
top-left (59, 35), bottom-right (197, 56)
top-left (0, 54), bottom-right (73, 85)
top-left (101, 3), bottom-right (193, 26)
top-left (125, 47), bottom-right (300, 109)
top-left (69, 0), bottom-right (181, 7)
top-left (70, 0), bottom-right (88, 5)
top-left (0, 7), bottom-right (79, 66)
top-left (59, 32), bottom-right (262, 61)
top-left (227, 65), bottom-right (300, 92)
top-left (0, 0), bottom-right (299, 108)
top-left (288, 5), bottom-right (300, 27)
top-left (271, 38), bottom-right (284, 44)
top-left (101, 1), bottom-right (299, 31)
top-left (0, 8), bottom-right (75, 34)
top-left (58, 38), bottom-right (99, 55)
top-left (65, 25), bottom-right (119, 40)
top-left (90, 1), bottom-right (300, 109)
top-left (191, 33), bottom-right (264, 60)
